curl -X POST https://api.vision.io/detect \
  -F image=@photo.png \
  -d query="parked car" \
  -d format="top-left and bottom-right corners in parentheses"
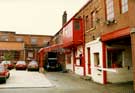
top-left (45, 58), bottom-right (62, 71)
top-left (15, 61), bottom-right (27, 70)
top-left (27, 60), bottom-right (39, 71)
top-left (1, 61), bottom-right (14, 70)
top-left (0, 64), bottom-right (10, 83)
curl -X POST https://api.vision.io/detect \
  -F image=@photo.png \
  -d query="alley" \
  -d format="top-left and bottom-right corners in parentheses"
top-left (0, 71), bottom-right (134, 93)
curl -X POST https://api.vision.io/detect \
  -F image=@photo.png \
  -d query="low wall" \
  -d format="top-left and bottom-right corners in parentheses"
top-left (107, 67), bottom-right (133, 83)
top-left (75, 66), bottom-right (84, 76)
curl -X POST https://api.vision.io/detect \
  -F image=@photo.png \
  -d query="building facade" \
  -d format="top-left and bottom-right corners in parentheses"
top-left (73, 0), bottom-right (135, 88)
top-left (38, 0), bottom-right (135, 91)
top-left (0, 31), bottom-right (52, 64)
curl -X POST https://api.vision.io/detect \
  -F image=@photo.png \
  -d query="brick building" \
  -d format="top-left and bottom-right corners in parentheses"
top-left (73, 0), bottom-right (135, 89)
top-left (38, 12), bottom-right (67, 72)
top-left (38, 0), bottom-right (135, 91)
top-left (0, 31), bottom-right (52, 64)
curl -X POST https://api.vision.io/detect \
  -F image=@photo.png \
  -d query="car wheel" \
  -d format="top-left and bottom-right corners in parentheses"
top-left (7, 73), bottom-right (10, 78)
top-left (27, 69), bottom-right (30, 71)
top-left (3, 78), bottom-right (6, 83)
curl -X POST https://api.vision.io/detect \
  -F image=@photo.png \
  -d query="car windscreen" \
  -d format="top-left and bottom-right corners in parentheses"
top-left (1, 61), bottom-right (11, 64)
top-left (30, 62), bottom-right (37, 65)
top-left (0, 66), bottom-right (5, 72)
top-left (16, 61), bottom-right (26, 65)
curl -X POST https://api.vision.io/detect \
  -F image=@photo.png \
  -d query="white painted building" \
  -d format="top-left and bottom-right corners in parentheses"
top-left (85, 38), bottom-right (104, 84)
top-left (65, 45), bottom-right (85, 76)
top-left (85, 37), bottom-right (133, 84)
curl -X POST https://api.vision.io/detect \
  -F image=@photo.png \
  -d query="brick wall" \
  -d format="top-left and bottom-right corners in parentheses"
top-left (74, 0), bottom-right (135, 43)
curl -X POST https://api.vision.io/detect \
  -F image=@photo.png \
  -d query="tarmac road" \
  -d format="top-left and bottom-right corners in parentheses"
top-left (0, 71), bottom-right (134, 93)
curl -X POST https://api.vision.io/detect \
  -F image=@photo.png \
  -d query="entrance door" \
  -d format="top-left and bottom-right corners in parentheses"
top-left (87, 48), bottom-right (91, 74)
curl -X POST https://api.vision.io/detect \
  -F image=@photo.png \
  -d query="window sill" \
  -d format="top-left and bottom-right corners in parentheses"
top-left (75, 65), bottom-right (83, 67)
top-left (85, 27), bottom-right (96, 33)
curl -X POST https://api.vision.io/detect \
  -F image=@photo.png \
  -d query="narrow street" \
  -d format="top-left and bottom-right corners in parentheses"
top-left (0, 70), bottom-right (134, 93)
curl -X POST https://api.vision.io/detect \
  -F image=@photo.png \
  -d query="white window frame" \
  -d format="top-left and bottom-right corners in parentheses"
top-left (16, 37), bottom-right (23, 42)
top-left (1, 35), bottom-right (8, 41)
top-left (121, 0), bottom-right (128, 13)
top-left (28, 52), bottom-right (33, 58)
top-left (106, 0), bottom-right (114, 21)
top-left (91, 11), bottom-right (96, 28)
top-left (31, 37), bottom-right (37, 44)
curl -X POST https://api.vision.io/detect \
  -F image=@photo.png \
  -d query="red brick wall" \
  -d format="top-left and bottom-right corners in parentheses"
top-left (74, 0), bottom-right (135, 43)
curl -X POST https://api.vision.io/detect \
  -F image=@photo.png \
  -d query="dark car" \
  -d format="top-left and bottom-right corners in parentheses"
top-left (27, 60), bottom-right (39, 71)
top-left (1, 61), bottom-right (14, 70)
top-left (15, 61), bottom-right (27, 70)
top-left (46, 58), bottom-right (62, 71)
top-left (0, 64), bottom-right (10, 83)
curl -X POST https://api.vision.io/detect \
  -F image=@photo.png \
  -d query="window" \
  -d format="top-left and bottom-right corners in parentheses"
top-left (85, 15), bottom-right (89, 30)
top-left (107, 49), bottom-right (123, 68)
top-left (31, 37), bottom-right (37, 44)
top-left (43, 41), bottom-right (49, 46)
top-left (91, 11), bottom-right (96, 28)
top-left (78, 16), bottom-right (81, 19)
top-left (28, 52), bottom-right (33, 58)
top-left (76, 54), bottom-right (82, 66)
top-left (0, 35), bottom-right (8, 41)
top-left (79, 54), bottom-right (82, 66)
top-left (94, 53), bottom-right (100, 66)
top-left (0, 51), bottom-right (19, 61)
top-left (0, 51), bottom-right (4, 61)
top-left (106, 0), bottom-right (114, 20)
top-left (74, 20), bottom-right (80, 30)
top-left (14, 51), bottom-right (20, 60)
top-left (16, 37), bottom-right (23, 42)
top-left (120, 0), bottom-right (128, 13)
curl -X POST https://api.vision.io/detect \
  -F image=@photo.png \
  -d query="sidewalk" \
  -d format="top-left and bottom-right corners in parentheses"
top-left (0, 70), bottom-right (54, 88)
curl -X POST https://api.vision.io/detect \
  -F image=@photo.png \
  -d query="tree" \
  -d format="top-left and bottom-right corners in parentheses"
top-left (3, 51), bottom-right (14, 61)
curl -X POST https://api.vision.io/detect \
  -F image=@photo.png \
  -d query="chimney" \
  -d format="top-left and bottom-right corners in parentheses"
top-left (62, 11), bottom-right (67, 26)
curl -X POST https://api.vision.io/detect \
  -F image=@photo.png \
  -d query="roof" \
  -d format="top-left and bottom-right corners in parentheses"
top-left (0, 31), bottom-right (53, 37)
top-left (53, 0), bottom-right (92, 37)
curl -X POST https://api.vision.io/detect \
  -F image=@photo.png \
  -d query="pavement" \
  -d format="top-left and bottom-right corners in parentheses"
top-left (0, 69), bottom-right (54, 88)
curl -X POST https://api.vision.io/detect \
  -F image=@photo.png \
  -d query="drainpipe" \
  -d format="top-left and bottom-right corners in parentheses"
top-left (82, 45), bottom-right (86, 76)
top-left (130, 28), bottom-right (135, 91)
top-left (82, 19), bottom-right (86, 76)
top-left (24, 49), bottom-right (26, 61)
top-left (39, 52), bottom-right (45, 73)
top-left (102, 42), bottom-right (107, 84)
top-left (73, 48), bottom-right (76, 73)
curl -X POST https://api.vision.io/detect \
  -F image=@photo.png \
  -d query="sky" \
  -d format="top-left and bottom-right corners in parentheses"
top-left (0, 0), bottom-right (89, 36)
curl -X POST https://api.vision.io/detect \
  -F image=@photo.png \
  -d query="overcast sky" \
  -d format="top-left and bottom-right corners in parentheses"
top-left (0, 0), bottom-right (89, 35)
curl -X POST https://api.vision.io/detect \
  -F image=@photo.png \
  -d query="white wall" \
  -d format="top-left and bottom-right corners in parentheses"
top-left (123, 46), bottom-right (132, 67)
top-left (85, 38), bottom-right (133, 84)
top-left (66, 64), bottom-right (72, 70)
top-left (74, 45), bottom-right (84, 76)
top-left (107, 67), bottom-right (133, 83)
top-left (75, 66), bottom-right (84, 75)
top-left (65, 45), bottom-right (84, 76)
top-left (86, 39), bottom-right (104, 84)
